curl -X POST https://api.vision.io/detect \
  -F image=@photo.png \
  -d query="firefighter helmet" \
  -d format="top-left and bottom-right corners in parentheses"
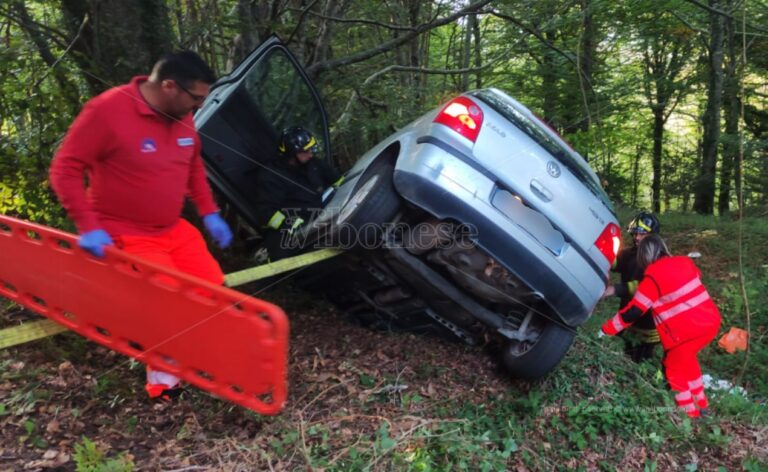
top-left (627, 211), bottom-right (660, 235)
top-left (278, 127), bottom-right (318, 158)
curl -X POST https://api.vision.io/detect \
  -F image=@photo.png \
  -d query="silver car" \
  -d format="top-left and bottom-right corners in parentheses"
top-left (195, 36), bottom-right (621, 379)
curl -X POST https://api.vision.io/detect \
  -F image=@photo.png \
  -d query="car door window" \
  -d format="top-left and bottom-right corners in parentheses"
top-left (240, 48), bottom-right (329, 163)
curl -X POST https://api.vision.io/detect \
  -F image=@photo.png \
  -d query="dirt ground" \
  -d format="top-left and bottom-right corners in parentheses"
top-left (1, 282), bottom-right (766, 471)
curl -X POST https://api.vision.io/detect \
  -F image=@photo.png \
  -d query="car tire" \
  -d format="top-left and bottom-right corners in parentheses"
top-left (501, 319), bottom-right (576, 380)
top-left (333, 162), bottom-right (400, 248)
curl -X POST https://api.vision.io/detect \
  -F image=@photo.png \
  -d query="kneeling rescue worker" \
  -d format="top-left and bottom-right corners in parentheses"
top-left (600, 234), bottom-right (721, 418)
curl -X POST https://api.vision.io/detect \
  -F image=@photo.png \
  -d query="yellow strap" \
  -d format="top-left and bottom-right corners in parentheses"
top-left (225, 248), bottom-right (343, 287)
top-left (0, 319), bottom-right (68, 349)
top-left (1, 248), bottom-right (343, 348)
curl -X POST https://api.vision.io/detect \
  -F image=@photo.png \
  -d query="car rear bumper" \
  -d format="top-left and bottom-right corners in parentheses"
top-left (392, 141), bottom-right (604, 326)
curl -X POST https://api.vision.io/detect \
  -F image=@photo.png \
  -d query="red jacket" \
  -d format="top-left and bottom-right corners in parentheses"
top-left (50, 76), bottom-right (218, 236)
top-left (602, 256), bottom-right (721, 348)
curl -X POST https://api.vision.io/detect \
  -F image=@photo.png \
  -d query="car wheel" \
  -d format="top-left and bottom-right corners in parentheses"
top-left (333, 162), bottom-right (400, 247)
top-left (501, 318), bottom-right (576, 380)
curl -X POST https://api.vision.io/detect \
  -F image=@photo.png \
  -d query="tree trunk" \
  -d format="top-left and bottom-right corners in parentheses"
top-left (461, 14), bottom-right (475, 90)
top-left (60, 0), bottom-right (174, 94)
top-left (229, 0), bottom-right (261, 69)
top-left (12, 1), bottom-right (80, 113)
top-left (631, 145), bottom-right (642, 208)
top-left (578, 0), bottom-right (595, 135)
top-left (473, 13), bottom-right (482, 88)
top-left (718, 0), bottom-right (739, 215)
top-left (693, 0), bottom-right (725, 214)
top-left (540, 32), bottom-right (558, 128)
top-left (651, 110), bottom-right (664, 213)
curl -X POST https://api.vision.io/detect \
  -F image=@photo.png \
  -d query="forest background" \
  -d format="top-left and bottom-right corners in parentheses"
top-left (0, 0), bottom-right (766, 223)
top-left (0, 1), bottom-right (767, 470)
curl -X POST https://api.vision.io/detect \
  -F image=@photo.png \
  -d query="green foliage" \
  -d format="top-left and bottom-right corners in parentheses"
top-left (73, 437), bottom-right (133, 472)
top-left (0, 3), bottom-right (766, 470)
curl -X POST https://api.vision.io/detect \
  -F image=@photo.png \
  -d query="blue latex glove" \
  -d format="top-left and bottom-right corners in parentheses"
top-left (203, 212), bottom-right (233, 249)
top-left (78, 229), bottom-right (114, 257)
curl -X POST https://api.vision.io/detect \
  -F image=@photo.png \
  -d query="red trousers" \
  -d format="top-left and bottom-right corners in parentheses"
top-left (113, 219), bottom-right (224, 394)
top-left (113, 219), bottom-right (224, 285)
top-left (663, 323), bottom-right (719, 417)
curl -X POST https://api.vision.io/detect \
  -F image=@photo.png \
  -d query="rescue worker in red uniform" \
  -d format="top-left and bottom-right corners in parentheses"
top-left (50, 51), bottom-right (233, 401)
top-left (600, 235), bottom-right (721, 418)
top-left (603, 212), bottom-right (662, 361)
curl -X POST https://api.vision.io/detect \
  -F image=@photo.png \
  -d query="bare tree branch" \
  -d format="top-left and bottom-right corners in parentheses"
top-left (32, 12), bottom-right (89, 91)
top-left (0, 6), bottom-right (70, 48)
top-left (336, 61), bottom-right (500, 127)
top-left (306, 0), bottom-right (493, 76)
top-left (287, 0), bottom-right (321, 44)
top-left (8, 2), bottom-right (81, 110)
top-left (484, 10), bottom-right (578, 70)
top-left (683, 0), bottom-right (768, 33)
top-left (287, 7), bottom-right (417, 31)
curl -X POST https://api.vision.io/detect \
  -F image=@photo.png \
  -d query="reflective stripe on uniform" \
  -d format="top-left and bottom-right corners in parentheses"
top-left (654, 290), bottom-right (711, 324)
top-left (688, 377), bottom-right (704, 391)
top-left (655, 277), bottom-right (703, 307)
top-left (637, 220), bottom-right (652, 233)
top-left (267, 211), bottom-right (286, 230)
top-left (612, 316), bottom-right (625, 333)
top-left (675, 390), bottom-right (692, 402)
top-left (627, 280), bottom-right (639, 295)
top-left (681, 403), bottom-right (697, 413)
top-left (303, 136), bottom-right (317, 151)
top-left (147, 367), bottom-right (180, 388)
top-left (634, 291), bottom-right (653, 310)
top-left (332, 175), bottom-right (345, 188)
top-left (290, 217), bottom-right (305, 231)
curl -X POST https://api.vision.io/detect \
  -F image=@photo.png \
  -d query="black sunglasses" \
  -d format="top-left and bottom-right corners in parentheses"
top-left (176, 81), bottom-right (206, 102)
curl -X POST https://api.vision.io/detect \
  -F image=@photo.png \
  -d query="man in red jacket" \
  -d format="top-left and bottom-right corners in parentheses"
top-left (50, 51), bottom-right (233, 401)
top-left (600, 235), bottom-right (721, 418)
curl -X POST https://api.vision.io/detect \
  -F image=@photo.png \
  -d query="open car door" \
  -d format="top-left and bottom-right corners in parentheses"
top-left (194, 35), bottom-right (333, 230)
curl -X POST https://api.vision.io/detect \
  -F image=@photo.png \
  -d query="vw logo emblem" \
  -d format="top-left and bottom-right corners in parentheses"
top-left (546, 161), bottom-right (561, 178)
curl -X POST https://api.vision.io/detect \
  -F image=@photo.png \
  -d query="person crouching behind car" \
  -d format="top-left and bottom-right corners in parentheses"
top-left (602, 211), bottom-right (662, 362)
top-left (600, 234), bottom-right (721, 418)
top-left (254, 127), bottom-right (340, 261)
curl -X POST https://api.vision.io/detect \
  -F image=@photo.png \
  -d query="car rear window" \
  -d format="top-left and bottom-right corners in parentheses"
top-left (469, 89), bottom-right (613, 210)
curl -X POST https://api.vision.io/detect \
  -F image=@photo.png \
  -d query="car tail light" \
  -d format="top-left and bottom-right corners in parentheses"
top-left (594, 223), bottom-right (621, 266)
top-left (433, 96), bottom-right (484, 142)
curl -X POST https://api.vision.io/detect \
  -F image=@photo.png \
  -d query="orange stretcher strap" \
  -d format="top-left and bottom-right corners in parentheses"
top-left (0, 214), bottom-right (288, 415)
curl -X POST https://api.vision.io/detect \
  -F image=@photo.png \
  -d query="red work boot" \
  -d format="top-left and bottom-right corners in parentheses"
top-left (145, 383), bottom-right (184, 401)
top-left (674, 390), bottom-right (700, 418)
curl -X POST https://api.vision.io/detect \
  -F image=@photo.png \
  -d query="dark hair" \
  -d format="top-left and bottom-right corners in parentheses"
top-left (152, 51), bottom-right (216, 87)
top-left (637, 234), bottom-right (671, 268)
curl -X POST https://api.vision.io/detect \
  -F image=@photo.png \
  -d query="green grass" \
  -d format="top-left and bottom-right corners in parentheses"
top-left (2, 212), bottom-right (766, 470)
